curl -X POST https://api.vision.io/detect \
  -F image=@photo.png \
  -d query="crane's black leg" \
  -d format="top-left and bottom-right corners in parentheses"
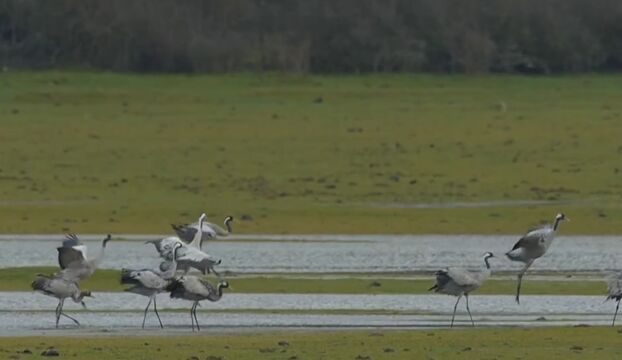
top-left (190, 303), bottom-right (196, 332)
top-left (193, 302), bottom-right (201, 331)
top-left (613, 299), bottom-right (621, 327)
top-left (142, 297), bottom-right (153, 329)
top-left (465, 294), bottom-right (475, 327)
top-left (515, 260), bottom-right (534, 304)
top-left (153, 296), bottom-right (163, 329)
top-left (55, 298), bottom-right (79, 327)
top-left (450, 296), bottom-right (461, 328)
top-left (60, 312), bottom-right (81, 326)
top-left (55, 299), bottom-right (62, 328)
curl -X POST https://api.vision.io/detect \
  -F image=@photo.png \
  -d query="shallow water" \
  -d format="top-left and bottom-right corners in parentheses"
top-left (0, 293), bottom-right (617, 336)
top-left (1, 292), bottom-right (613, 314)
top-left (1, 234), bottom-right (621, 273)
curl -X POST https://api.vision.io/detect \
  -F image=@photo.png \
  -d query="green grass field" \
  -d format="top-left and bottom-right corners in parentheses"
top-left (1, 327), bottom-right (621, 359)
top-left (4, 267), bottom-right (607, 295)
top-left (1, 72), bottom-right (621, 234)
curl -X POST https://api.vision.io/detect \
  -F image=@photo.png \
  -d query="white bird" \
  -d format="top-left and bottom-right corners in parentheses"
top-left (605, 272), bottom-right (622, 326)
top-left (31, 274), bottom-right (92, 328)
top-left (167, 276), bottom-right (229, 331)
top-left (56, 234), bottom-right (112, 283)
top-left (121, 243), bottom-right (182, 329)
top-left (429, 252), bottom-right (494, 327)
top-left (506, 213), bottom-right (568, 303)
top-left (172, 213), bottom-right (234, 245)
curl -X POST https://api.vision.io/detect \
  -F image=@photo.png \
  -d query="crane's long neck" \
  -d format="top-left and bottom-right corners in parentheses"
top-left (207, 284), bottom-right (225, 302)
top-left (553, 217), bottom-right (562, 231)
top-left (161, 246), bottom-right (180, 279)
top-left (72, 290), bottom-right (89, 303)
top-left (224, 217), bottom-right (232, 234)
top-left (91, 241), bottom-right (108, 269)
top-left (189, 216), bottom-right (205, 248)
top-left (484, 257), bottom-right (491, 270)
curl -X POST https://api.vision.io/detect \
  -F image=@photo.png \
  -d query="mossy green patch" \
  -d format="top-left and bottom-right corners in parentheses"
top-left (0, 327), bottom-right (621, 359)
top-left (1, 72), bottom-right (621, 234)
top-left (5, 267), bottom-right (607, 295)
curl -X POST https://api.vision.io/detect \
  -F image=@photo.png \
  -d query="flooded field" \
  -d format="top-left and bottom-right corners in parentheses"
top-left (0, 293), bottom-right (616, 336)
top-left (1, 234), bottom-right (621, 273)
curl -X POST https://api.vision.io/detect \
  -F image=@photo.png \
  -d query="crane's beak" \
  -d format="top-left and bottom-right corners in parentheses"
top-left (81, 301), bottom-right (88, 309)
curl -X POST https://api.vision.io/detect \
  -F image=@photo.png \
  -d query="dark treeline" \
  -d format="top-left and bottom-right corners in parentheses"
top-left (1, 0), bottom-right (621, 73)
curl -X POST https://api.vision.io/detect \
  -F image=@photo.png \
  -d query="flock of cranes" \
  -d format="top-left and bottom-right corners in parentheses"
top-left (31, 212), bottom-right (622, 329)
top-left (31, 213), bottom-right (233, 330)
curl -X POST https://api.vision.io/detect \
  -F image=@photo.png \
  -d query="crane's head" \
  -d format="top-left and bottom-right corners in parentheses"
top-left (483, 252), bottom-right (494, 260)
top-left (199, 213), bottom-right (207, 223)
top-left (102, 234), bottom-right (112, 247)
top-left (173, 243), bottom-right (183, 259)
top-left (224, 216), bottom-right (233, 224)
top-left (219, 281), bottom-right (230, 289)
top-left (555, 213), bottom-right (569, 222)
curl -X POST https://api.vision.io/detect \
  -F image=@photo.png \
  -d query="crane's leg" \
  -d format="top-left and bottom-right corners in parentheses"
top-left (465, 294), bottom-right (475, 327)
top-left (190, 303), bottom-right (196, 332)
top-left (59, 312), bottom-right (80, 327)
top-left (55, 298), bottom-right (80, 327)
top-left (153, 296), bottom-right (163, 329)
top-left (613, 299), bottom-right (621, 327)
top-left (515, 259), bottom-right (534, 304)
top-left (55, 299), bottom-right (62, 328)
top-left (142, 296), bottom-right (153, 329)
top-left (450, 296), bottom-right (462, 328)
top-left (193, 302), bottom-right (201, 331)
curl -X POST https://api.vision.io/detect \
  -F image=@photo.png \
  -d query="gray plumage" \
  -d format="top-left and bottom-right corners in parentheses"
top-left (429, 252), bottom-right (494, 327)
top-left (605, 272), bottom-right (622, 326)
top-left (56, 234), bottom-right (112, 283)
top-left (172, 214), bottom-right (234, 244)
top-left (121, 243), bottom-right (182, 328)
top-left (506, 213), bottom-right (568, 304)
top-left (31, 274), bottom-right (91, 328)
top-left (147, 234), bottom-right (222, 276)
top-left (167, 276), bottom-right (229, 331)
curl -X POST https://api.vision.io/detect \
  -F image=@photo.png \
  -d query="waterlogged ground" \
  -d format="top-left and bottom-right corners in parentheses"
top-left (0, 292), bottom-right (618, 336)
top-left (1, 234), bottom-right (622, 273)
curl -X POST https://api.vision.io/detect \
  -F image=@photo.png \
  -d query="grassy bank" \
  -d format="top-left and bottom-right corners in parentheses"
top-left (1, 327), bottom-right (621, 359)
top-left (3, 267), bottom-right (607, 295)
top-left (1, 72), bottom-right (621, 234)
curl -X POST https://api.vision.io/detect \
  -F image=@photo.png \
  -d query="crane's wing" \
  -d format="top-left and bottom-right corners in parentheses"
top-left (121, 268), bottom-right (168, 290)
top-left (150, 236), bottom-right (183, 258)
top-left (176, 246), bottom-right (221, 274)
top-left (57, 247), bottom-right (87, 269)
top-left (55, 263), bottom-right (90, 283)
top-left (171, 223), bottom-right (198, 243)
top-left (510, 227), bottom-right (549, 251)
top-left (429, 267), bottom-right (478, 292)
top-left (444, 267), bottom-right (479, 287)
top-left (202, 222), bottom-right (224, 237)
top-left (179, 276), bottom-right (213, 297)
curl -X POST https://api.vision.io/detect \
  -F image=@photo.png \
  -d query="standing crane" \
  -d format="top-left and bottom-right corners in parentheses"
top-left (506, 213), bottom-right (568, 304)
top-left (605, 272), bottom-right (622, 326)
top-left (121, 243), bottom-right (182, 329)
top-left (167, 276), bottom-right (229, 331)
top-left (31, 274), bottom-right (92, 328)
top-left (429, 252), bottom-right (494, 327)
